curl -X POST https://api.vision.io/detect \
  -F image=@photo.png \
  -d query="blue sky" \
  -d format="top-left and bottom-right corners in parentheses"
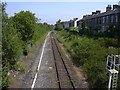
top-left (5, 2), bottom-right (118, 24)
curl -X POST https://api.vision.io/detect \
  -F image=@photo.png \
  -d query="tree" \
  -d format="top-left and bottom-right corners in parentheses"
top-left (1, 3), bottom-right (24, 87)
top-left (56, 19), bottom-right (61, 24)
top-left (55, 19), bottom-right (64, 31)
top-left (11, 11), bottom-right (37, 44)
top-left (81, 20), bottom-right (86, 30)
top-left (69, 27), bottom-right (79, 34)
top-left (10, 11), bottom-right (38, 54)
top-left (1, 2), bottom-right (10, 87)
top-left (81, 20), bottom-right (90, 35)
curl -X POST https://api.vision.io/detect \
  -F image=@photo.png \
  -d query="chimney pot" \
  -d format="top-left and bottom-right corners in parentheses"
top-left (92, 12), bottom-right (97, 15)
top-left (106, 5), bottom-right (112, 12)
top-left (96, 10), bottom-right (101, 14)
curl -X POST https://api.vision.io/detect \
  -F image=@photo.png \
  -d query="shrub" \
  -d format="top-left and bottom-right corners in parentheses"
top-left (56, 30), bottom-right (119, 88)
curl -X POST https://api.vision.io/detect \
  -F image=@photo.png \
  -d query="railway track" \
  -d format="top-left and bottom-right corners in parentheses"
top-left (50, 32), bottom-right (75, 89)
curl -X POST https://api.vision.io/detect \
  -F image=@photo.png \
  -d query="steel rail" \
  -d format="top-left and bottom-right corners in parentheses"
top-left (50, 32), bottom-right (75, 89)
top-left (50, 32), bottom-right (61, 90)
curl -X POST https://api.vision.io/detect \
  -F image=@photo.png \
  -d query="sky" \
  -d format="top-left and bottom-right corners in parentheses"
top-left (4, 1), bottom-right (119, 24)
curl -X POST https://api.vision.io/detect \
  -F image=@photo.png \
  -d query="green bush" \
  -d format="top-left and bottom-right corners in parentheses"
top-left (1, 66), bottom-right (10, 88)
top-left (56, 30), bottom-right (119, 88)
top-left (13, 63), bottom-right (25, 72)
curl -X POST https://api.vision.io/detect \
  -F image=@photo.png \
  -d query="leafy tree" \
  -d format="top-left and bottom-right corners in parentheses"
top-left (1, 2), bottom-right (8, 27)
top-left (0, 2), bottom-right (2, 88)
top-left (81, 20), bottom-right (89, 35)
top-left (55, 19), bottom-right (64, 30)
top-left (11, 11), bottom-right (38, 51)
top-left (2, 23), bottom-right (22, 69)
top-left (81, 20), bottom-right (86, 30)
top-left (56, 19), bottom-right (61, 23)
top-left (33, 23), bottom-right (50, 43)
top-left (1, 2), bottom-right (10, 87)
top-left (1, 2), bottom-right (23, 87)
top-left (0, 2), bottom-right (2, 54)
top-left (69, 27), bottom-right (79, 33)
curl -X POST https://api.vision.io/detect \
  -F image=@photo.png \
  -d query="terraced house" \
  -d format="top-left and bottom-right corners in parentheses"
top-left (64, 18), bottom-right (80, 29)
top-left (64, 4), bottom-right (120, 32)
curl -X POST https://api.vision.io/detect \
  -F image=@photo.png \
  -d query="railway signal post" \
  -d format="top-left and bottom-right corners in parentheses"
top-left (106, 55), bottom-right (120, 90)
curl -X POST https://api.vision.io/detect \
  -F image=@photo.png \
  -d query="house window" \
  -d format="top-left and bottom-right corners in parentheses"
top-left (103, 17), bottom-right (105, 23)
top-left (116, 15), bottom-right (118, 23)
top-left (102, 26), bottom-right (105, 32)
top-left (111, 15), bottom-right (113, 23)
top-left (106, 16), bottom-right (109, 24)
top-left (100, 17), bottom-right (102, 24)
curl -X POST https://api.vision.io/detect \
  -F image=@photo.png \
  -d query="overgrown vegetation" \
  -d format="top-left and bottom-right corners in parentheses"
top-left (55, 19), bottom-right (64, 31)
top-left (56, 30), bottom-right (120, 88)
top-left (79, 19), bottom-right (120, 38)
top-left (1, 2), bottom-right (53, 88)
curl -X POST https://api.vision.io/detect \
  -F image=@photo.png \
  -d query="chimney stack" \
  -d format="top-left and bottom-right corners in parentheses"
top-left (113, 5), bottom-right (119, 10)
top-left (96, 10), bottom-right (101, 14)
top-left (106, 5), bottom-right (112, 12)
top-left (92, 12), bottom-right (97, 15)
top-left (73, 18), bottom-right (78, 20)
top-left (83, 15), bottom-right (86, 18)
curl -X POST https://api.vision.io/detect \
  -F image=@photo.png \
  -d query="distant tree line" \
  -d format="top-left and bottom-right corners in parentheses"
top-left (1, 2), bottom-right (53, 88)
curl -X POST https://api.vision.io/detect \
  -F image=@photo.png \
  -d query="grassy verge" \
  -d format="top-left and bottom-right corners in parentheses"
top-left (8, 31), bottom-right (49, 88)
top-left (15, 31), bottom-right (48, 71)
top-left (56, 30), bottom-right (120, 88)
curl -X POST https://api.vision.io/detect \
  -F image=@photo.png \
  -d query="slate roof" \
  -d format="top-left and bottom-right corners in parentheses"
top-left (81, 8), bottom-right (120, 20)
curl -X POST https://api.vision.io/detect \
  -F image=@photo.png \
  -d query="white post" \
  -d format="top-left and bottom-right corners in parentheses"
top-left (74, 21), bottom-right (77, 27)
top-left (113, 55), bottom-right (116, 69)
top-left (108, 73), bottom-right (112, 90)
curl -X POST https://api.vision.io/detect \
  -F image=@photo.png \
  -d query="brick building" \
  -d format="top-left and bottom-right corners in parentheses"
top-left (64, 4), bottom-right (120, 32)
top-left (77, 5), bottom-right (120, 32)
top-left (64, 18), bottom-right (80, 29)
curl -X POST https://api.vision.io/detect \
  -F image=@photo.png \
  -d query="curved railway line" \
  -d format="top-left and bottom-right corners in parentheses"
top-left (50, 32), bottom-right (75, 89)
